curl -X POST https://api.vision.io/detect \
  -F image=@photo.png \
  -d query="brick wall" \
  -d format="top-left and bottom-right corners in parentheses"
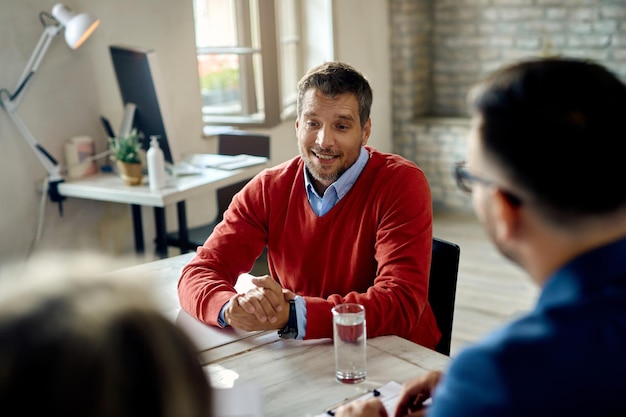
top-left (390, 0), bottom-right (626, 211)
top-left (409, 118), bottom-right (472, 211)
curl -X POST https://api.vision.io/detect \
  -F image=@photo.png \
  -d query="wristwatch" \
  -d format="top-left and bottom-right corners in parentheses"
top-left (278, 299), bottom-right (298, 339)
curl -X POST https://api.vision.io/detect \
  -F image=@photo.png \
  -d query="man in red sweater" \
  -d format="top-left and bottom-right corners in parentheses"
top-left (178, 62), bottom-right (440, 349)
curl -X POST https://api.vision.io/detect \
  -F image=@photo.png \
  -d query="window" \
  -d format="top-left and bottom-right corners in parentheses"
top-left (277, 0), bottom-right (301, 117)
top-left (192, 0), bottom-right (302, 128)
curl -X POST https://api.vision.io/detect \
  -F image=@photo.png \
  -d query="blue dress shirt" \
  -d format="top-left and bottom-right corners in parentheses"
top-left (429, 236), bottom-right (626, 417)
top-left (305, 146), bottom-right (369, 216)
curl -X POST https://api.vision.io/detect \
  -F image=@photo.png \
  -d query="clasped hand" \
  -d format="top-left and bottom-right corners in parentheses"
top-left (224, 275), bottom-right (294, 331)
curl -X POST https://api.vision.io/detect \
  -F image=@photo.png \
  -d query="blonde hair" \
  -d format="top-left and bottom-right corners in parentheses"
top-left (0, 253), bottom-right (212, 417)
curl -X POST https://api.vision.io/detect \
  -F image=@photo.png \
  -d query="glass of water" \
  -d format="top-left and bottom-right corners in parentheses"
top-left (332, 303), bottom-right (366, 384)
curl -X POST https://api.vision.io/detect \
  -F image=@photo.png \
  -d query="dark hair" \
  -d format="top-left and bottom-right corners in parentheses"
top-left (469, 58), bottom-right (626, 223)
top-left (297, 61), bottom-right (373, 128)
top-left (0, 258), bottom-right (212, 417)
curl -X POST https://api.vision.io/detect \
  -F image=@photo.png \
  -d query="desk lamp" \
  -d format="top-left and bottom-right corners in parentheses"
top-left (0, 3), bottom-right (100, 214)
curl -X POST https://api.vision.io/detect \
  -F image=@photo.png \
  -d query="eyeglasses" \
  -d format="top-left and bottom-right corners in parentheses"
top-left (454, 161), bottom-right (494, 193)
top-left (453, 161), bottom-right (523, 206)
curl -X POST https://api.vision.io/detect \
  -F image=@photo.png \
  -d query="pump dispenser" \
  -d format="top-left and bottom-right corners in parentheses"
top-left (147, 135), bottom-right (166, 191)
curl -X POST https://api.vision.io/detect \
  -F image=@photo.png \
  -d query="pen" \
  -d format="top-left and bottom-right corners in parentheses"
top-left (326, 389), bottom-right (381, 416)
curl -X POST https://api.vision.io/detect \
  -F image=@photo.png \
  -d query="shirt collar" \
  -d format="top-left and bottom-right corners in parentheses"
top-left (304, 147), bottom-right (369, 198)
top-left (537, 236), bottom-right (626, 310)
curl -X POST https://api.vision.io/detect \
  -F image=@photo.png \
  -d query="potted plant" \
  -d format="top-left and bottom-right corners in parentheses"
top-left (108, 129), bottom-right (143, 186)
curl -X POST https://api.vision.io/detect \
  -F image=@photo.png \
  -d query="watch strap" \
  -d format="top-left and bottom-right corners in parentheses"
top-left (278, 299), bottom-right (298, 339)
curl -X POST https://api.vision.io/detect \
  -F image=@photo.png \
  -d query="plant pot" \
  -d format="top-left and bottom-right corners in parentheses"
top-left (116, 161), bottom-right (143, 186)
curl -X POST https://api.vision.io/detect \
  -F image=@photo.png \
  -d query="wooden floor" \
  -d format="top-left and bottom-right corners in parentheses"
top-left (433, 210), bottom-right (539, 356)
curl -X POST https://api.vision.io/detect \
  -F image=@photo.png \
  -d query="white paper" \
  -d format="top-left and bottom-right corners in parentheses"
top-left (315, 381), bottom-right (403, 416)
top-left (213, 383), bottom-right (264, 417)
top-left (188, 154), bottom-right (268, 170)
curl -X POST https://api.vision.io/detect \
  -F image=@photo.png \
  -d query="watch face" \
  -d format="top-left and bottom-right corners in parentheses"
top-left (278, 328), bottom-right (297, 339)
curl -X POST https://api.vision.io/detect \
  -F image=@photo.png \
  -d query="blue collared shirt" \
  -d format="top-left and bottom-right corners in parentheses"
top-left (429, 236), bottom-right (626, 416)
top-left (305, 147), bottom-right (370, 216)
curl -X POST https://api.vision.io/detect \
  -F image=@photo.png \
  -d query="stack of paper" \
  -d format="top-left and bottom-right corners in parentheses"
top-left (213, 383), bottom-right (264, 417)
top-left (188, 154), bottom-right (268, 170)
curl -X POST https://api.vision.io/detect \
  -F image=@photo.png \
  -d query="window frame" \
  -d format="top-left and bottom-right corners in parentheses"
top-left (193, 0), bottom-right (302, 129)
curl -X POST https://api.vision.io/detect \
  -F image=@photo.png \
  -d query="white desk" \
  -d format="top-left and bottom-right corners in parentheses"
top-left (116, 253), bottom-right (451, 417)
top-left (58, 161), bottom-right (267, 257)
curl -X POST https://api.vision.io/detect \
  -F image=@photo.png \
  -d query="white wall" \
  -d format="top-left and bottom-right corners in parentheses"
top-left (332, 0), bottom-right (391, 153)
top-left (0, 0), bottom-right (391, 263)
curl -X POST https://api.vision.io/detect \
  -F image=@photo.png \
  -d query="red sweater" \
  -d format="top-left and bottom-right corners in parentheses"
top-left (178, 147), bottom-right (441, 349)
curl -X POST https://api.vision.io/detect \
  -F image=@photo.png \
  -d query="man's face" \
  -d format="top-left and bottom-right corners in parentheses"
top-left (296, 89), bottom-right (371, 191)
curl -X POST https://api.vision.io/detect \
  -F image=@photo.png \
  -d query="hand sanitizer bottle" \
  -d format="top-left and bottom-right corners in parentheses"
top-left (147, 135), bottom-right (166, 191)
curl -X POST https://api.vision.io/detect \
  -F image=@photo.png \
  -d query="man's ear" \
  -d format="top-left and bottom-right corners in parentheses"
top-left (361, 118), bottom-right (372, 146)
top-left (491, 188), bottom-right (522, 244)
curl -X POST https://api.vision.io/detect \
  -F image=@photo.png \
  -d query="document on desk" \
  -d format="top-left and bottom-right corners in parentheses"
top-left (213, 383), bottom-right (264, 417)
top-left (316, 381), bottom-right (403, 417)
top-left (188, 154), bottom-right (268, 170)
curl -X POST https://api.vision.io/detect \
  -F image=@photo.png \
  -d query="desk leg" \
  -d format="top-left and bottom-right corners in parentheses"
top-left (177, 201), bottom-right (190, 254)
top-left (131, 204), bottom-right (145, 254)
top-left (154, 207), bottom-right (167, 258)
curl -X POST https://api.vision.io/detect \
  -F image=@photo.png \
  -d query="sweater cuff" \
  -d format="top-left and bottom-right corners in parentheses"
top-left (217, 301), bottom-right (230, 327)
top-left (294, 295), bottom-right (306, 339)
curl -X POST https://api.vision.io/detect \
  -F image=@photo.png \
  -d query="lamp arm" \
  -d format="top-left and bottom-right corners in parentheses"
top-left (1, 18), bottom-right (62, 181)
top-left (1, 104), bottom-right (62, 182)
top-left (10, 23), bottom-right (62, 109)
top-left (0, 5), bottom-right (101, 216)
top-left (1, 100), bottom-right (66, 213)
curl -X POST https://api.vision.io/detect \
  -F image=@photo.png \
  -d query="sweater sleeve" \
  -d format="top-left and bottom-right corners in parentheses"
top-left (177, 173), bottom-right (269, 327)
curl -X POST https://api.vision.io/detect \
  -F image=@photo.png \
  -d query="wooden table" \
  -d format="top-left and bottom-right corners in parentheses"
top-left (115, 253), bottom-right (450, 416)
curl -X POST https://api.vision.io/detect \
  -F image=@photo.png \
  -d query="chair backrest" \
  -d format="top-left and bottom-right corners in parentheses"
top-left (428, 237), bottom-right (461, 356)
top-left (215, 132), bottom-right (270, 222)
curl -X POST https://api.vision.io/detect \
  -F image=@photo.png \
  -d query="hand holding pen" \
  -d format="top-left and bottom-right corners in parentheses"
top-left (334, 389), bottom-right (387, 417)
top-left (327, 371), bottom-right (443, 417)
top-left (393, 371), bottom-right (442, 417)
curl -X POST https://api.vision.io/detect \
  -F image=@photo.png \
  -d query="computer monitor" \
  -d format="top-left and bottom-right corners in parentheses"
top-left (109, 45), bottom-right (181, 164)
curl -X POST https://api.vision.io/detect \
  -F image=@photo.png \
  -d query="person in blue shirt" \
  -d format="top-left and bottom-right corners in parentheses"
top-left (337, 58), bottom-right (626, 417)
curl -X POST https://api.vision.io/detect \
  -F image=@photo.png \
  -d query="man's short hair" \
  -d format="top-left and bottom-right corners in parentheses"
top-left (469, 58), bottom-right (626, 223)
top-left (297, 61), bottom-right (373, 128)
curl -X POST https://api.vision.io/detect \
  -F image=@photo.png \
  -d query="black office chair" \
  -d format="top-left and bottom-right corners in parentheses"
top-left (166, 131), bottom-right (270, 252)
top-left (428, 237), bottom-right (461, 356)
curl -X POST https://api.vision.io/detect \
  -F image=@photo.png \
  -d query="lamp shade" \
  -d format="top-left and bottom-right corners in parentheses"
top-left (51, 3), bottom-right (100, 49)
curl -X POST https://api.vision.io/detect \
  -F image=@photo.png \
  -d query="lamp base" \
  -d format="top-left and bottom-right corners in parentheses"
top-left (47, 178), bottom-right (66, 216)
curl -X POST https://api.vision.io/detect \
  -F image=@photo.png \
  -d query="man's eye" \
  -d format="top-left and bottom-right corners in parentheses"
top-left (306, 121), bottom-right (319, 128)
